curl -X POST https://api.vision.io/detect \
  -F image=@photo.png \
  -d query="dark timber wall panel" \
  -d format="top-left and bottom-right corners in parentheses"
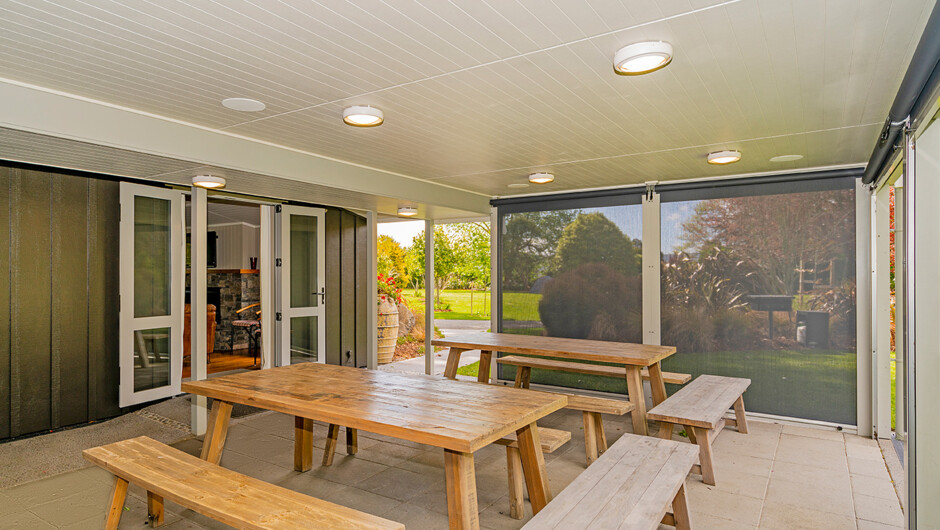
top-left (323, 208), bottom-right (367, 369)
top-left (10, 167), bottom-right (53, 436)
top-left (52, 174), bottom-right (89, 427)
top-left (1, 162), bottom-right (122, 440)
top-left (355, 215), bottom-right (368, 369)
top-left (0, 167), bottom-right (10, 439)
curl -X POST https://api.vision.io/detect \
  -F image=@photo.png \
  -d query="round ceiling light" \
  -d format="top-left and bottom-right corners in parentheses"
top-left (528, 172), bottom-right (554, 184)
top-left (192, 175), bottom-right (226, 189)
top-left (507, 183), bottom-right (530, 189)
top-left (770, 154), bottom-right (804, 163)
top-left (397, 206), bottom-right (418, 217)
top-left (221, 97), bottom-right (265, 112)
top-left (707, 150), bottom-right (742, 165)
top-left (613, 41), bottom-right (673, 75)
top-left (343, 105), bottom-right (384, 127)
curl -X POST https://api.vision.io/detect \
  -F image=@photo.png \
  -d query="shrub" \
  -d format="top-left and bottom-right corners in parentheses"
top-left (538, 263), bottom-right (642, 342)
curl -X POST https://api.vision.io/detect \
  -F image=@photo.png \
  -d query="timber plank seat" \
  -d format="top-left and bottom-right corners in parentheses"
top-left (648, 375), bottom-right (751, 486)
top-left (496, 355), bottom-right (691, 385)
top-left (433, 332), bottom-right (678, 436)
top-left (495, 427), bottom-right (572, 519)
top-left (82, 436), bottom-right (403, 530)
top-left (522, 433), bottom-right (698, 530)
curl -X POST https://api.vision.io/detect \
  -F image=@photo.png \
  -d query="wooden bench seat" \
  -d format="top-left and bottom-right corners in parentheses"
top-left (83, 436), bottom-right (403, 530)
top-left (523, 433), bottom-right (698, 529)
top-left (496, 427), bottom-right (572, 519)
top-left (648, 374), bottom-right (751, 486)
top-left (497, 355), bottom-right (691, 385)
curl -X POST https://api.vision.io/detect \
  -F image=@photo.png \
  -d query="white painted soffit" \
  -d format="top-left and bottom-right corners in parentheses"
top-left (0, 78), bottom-right (491, 215)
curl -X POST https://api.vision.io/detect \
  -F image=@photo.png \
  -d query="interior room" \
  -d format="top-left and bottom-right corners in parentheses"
top-left (0, 0), bottom-right (938, 528)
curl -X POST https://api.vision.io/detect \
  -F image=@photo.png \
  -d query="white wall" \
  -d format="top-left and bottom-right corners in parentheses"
top-left (912, 119), bottom-right (940, 526)
top-left (209, 223), bottom-right (260, 269)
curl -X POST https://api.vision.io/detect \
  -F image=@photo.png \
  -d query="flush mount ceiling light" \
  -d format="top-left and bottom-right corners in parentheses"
top-left (343, 105), bottom-right (384, 127)
top-left (397, 206), bottom-right (418, 217)
top-left (528, 172), bottom-right (554, 184)
top-left (770, 154), bottom-right (804, 163)
top-left (707, 150), bottom-right (742, 165)
top-left (507, 183), bottom-right (530, 189)
top-left (192, 175), bottom-right (226, 189)
top-left (613, 41), bottom-right (673, 75)
top-left (221, 97), bottom-right (265, 112)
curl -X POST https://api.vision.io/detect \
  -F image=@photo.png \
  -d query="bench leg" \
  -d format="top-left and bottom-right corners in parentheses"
top-left (506, 446), bottom-right (525, 519)
top-left (516, 422), bottom-right (552, 514)
top-left (592, 412), bottom-right (608, 456)
top-left (672, 483), bottom-right (692, 530)
top-left (105, 476), bottom-right (128, 530)
top-left (648, 362), bottom-right (669, 406)
top-left (444, 449), bottom-right (479, 529)
top-left (582, 412), bottom-right (598, 464)
top-left (294, 416), bottom-right (313, 472)
top-left (692, 426), bottom-right (717, 486)
top-left (200, 400), bottom-right (233, 465)
top-left (346, 427), bottom-right (358, 455)
top-left (624, 366), bottom-right (649, 436)
top-left (147, 491), bottom-right (165, 527)
top-left (513, 366), bottom-right (531, 389)
top-left (733, 395), bottom-right (749, 434)
top-left (478, 351), bottom-right (493, 384)
top-left (323, 424), bottom-right (340, 466)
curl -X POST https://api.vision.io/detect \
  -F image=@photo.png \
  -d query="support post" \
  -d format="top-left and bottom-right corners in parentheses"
top-left (642, 182), bottom-right (661, 347)
top-left (873, 186), bottom-right (892, 439)
top-left (367, 210), bottom-right (378, 370)
top-left (190, 186), bottom-right (208, 436)
top-left (490, 207), bottom-right (499, 382)
top-left (260, 205), bottom-right (275, 369)
top-left (856, 179), bottom-right (873, 437)
top-left (424, 219), bottom-right (434, 375)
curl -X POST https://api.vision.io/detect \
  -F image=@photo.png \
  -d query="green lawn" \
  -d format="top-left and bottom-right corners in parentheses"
top-left (400, 289), bottom-right (542, 321)
top-left (457, 349), bottom-right (858, 425)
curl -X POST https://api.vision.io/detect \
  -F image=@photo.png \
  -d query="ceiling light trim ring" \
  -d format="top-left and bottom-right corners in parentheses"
top-left (707, 150), bottom-right (742, 165)
top-left (192, 175), bottom-right (226, 189)
top-left (343, 105), bottom-right (384, 127)
top-left (613, 41), bottom-right (673, 75)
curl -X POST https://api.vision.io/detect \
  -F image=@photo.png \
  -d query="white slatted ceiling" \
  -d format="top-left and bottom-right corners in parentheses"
top-left (0, 0), bottom-right (932, 197)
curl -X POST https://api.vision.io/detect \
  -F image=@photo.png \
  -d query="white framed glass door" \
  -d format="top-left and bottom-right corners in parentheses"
top-left (119, 183), bottom-right (185, 407)
top-left (278, 205), bottom-right (326, 365)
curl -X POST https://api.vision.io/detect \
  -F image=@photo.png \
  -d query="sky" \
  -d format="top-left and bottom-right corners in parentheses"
top-left (378, 220), bottom-right (424, 245)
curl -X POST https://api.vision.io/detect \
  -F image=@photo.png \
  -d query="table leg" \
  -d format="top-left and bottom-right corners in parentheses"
top-left (513, 366), bottom-right (531, 389)
top-left (347, 427), bottom-right (359, 455)
top-left (147, 491), bottom-right (165, 527)
top-left (516, 422), bottom-right (551, 513)
top-left (582, 412), bottom-right (598, 464)
top-left (444, 348), bottom-right (468, 379)
top-left (200, 400), bottom-right (233, 464)
top-left (624, 366), bottom-right (649, 436)
top-left (444, 449), bottom-right (479, 529)
top-left (477, 350), bottom-right (492, 384)
top-left (323, 424), bottom-right (340, 466)
top-left (105, 476), bottom-right (128, 530)
top-left (648, 362), bottom-right (668, 406)
top-left (294, 416), bottom-right (314, 472)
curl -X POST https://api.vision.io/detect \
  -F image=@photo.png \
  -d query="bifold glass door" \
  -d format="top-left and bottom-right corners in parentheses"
top-left (119, 183), bottom-right (185, 407)
top-left (278, 205), bottom-right (326, 365)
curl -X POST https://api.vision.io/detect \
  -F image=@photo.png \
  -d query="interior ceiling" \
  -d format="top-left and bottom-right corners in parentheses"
top-left (0, 0), bottom-right (933, 198)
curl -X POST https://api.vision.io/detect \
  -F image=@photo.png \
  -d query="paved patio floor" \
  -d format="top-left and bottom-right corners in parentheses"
top-left (0, 404), bottom-right (904, 529)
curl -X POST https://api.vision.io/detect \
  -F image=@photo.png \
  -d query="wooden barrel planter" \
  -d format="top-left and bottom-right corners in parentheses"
top-left (377, 298), bottom-right (399, 364)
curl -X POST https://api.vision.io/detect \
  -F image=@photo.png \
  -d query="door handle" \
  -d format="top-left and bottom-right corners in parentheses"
top-left (317, 287), bottom-right (326, 305)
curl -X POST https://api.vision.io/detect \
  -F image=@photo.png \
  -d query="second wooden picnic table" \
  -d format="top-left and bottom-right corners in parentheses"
top-left (182, 362), bottom-right (566, 529)
top-left (432, 332), bottom-right (676, 436)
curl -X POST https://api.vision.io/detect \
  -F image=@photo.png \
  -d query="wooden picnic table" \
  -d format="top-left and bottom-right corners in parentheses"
top-left (432, 332), bottom-right (676, 435)
top-left (181, 362), bottom-right (566, 529)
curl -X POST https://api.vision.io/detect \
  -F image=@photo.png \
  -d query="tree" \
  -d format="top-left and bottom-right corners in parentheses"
top-left (502, 210), bottom-right (576, 291)
top-left (449, 222), bottom-right (491, 289)
top-left (678, 189), bottom-right (855, 295)
top-left (408, 227), bottom-right (459, 305)
top-left (377, 235), bottom-right (409, 286)
top-left (554, 212), bottom-right (640, 277)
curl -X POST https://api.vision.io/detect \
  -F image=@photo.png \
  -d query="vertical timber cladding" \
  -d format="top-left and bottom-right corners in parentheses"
top-left (0, 162), bottom-right (121, 440)
top-left (0, 167), bottom-right (10, 439)
top-left (324, 208), bottom-right (368, 368)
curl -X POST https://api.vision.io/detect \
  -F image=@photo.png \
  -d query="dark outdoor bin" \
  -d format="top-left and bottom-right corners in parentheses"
top-left (796, 310), bottom-right (829, 349)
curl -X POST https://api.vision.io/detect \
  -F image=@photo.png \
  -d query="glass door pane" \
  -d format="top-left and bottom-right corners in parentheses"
top-left (120, 183), bottom-right (184, 407)
top-left (279, 205), bottom-right (325, 365)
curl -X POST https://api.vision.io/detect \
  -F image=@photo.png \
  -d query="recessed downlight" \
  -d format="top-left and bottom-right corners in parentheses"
top-left (614, 41), bottom-right (673, 75)
top-left (528, 172), bottom-right (554, 184)
top-left (343, 105), bottom-right (384, 127)
top-left (397, 206), bottom-right (418, 217)
top-left (770, 154), bottom-right (804, 163)
top-left (707, 150), bottom-right (742, 165)
top-left (221, 97), bottom-right (265, 112)
top-left (507, 183), bottom-right (530, 189)
top-left (192, 175), bottom-right (226, 189)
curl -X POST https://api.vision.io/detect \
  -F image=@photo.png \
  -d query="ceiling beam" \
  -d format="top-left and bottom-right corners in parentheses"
top-left (0, 78), bottom-right (491, 215)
